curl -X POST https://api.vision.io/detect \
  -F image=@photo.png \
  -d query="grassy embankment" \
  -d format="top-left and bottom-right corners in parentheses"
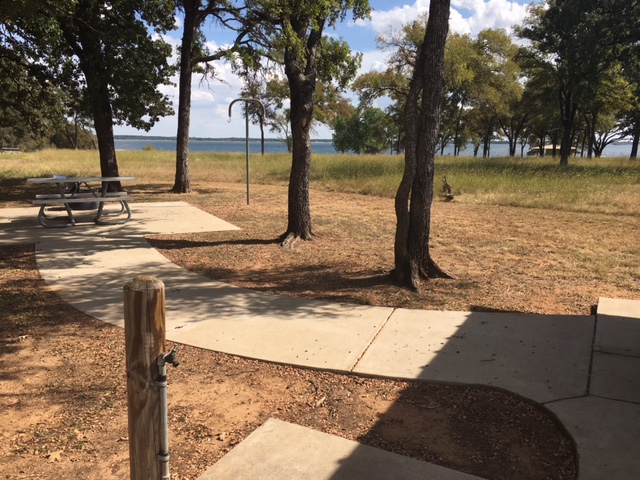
top-left (1, 149), bottom-right (639, 216)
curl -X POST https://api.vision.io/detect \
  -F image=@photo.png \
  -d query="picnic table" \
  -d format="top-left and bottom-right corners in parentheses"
top-left (26, 176), bottom-right (135, 227)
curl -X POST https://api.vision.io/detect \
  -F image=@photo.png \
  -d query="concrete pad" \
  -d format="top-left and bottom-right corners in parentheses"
top-left (547, 397), bottom-right (640, 480)
top-left (0, 207), bottom-right (49, 244)
top-left (0, 201), bottom-right (239, 245)
top-left (598, 297), bottom-right (640, 319)
top-left (126, 202), bottom-right (241, 236)
top-left (590, 352), bottom-right (640, 403)
top-left (595, 298), bottom-right (640, 357)
top-left (165, 287), bottom-right (393, 370)
top-left (353, 309), bottom-right (594, 403)
top-left (33, 228), bottom-right (394, 371)
top-left (197, 418), bottom-right (484, 480)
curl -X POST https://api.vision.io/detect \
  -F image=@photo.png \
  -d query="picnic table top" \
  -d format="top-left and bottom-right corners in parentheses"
top-left (26, 176), bottom-right (135, 184)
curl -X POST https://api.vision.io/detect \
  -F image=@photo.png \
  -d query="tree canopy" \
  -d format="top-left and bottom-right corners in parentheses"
top-left (332, 106), bottom-right (391, 154)
top-left (517, 0), bottom-right (640, 163)
top-left (1, 0), bottom-right (176, 174)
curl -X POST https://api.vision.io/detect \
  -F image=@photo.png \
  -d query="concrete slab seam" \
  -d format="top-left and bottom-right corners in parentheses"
top-left (348, 308), bottom-right (397, 372)
top-left (587, 394), bottom-right (640, 406)
top-left (542, 394), bottom-right (589, 407)
top-left (594, 350), bottom-right (640, 360)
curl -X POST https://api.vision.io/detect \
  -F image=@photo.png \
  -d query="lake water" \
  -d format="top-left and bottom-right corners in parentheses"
top-left (114, 138), bottom-right (634, 158)
top-left (114, 138), bottom-right (337, 155)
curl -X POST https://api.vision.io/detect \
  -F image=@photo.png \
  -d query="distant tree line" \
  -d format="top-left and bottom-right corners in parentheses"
top-left (333, 1), bottom-right (640, 162)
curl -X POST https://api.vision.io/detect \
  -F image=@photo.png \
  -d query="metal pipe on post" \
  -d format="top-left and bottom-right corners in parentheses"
top-left (124, 276), bottom-right (168, 480)
top-left (228, 98), bottom-right (265, 205)
top-left (156, 346), bottom-right (179, 480)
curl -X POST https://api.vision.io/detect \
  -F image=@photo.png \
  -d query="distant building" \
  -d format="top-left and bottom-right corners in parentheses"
top-left (526, 145), bottom-right (577, 156)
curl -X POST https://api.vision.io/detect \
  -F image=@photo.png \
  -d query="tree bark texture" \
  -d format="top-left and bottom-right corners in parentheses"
top-left (73, 15), bottom-right (120, 182)
top-left (558, 87), bottom-right (577, 166)
top-left (172, 1), bottom-right (199, 194)
top-left (282, 75), bottom-right (315, 245)
top-left (630, 123), bottom-right (639, 159)
top-left (281, 25), bottom-right (321, 246)
top-left (393, 0), bottom-right (451, 291)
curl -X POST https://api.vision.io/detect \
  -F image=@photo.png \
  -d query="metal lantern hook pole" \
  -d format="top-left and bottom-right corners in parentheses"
top-left (228, 98), bottom-right (265, 205)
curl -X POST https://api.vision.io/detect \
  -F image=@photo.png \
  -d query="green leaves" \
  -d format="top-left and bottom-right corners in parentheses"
top-left (3, 0), bottom-right (176, 132)
top-left (332, 107), bottom-right (391, 154)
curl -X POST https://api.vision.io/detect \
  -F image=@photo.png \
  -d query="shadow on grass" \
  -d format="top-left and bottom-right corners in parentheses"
top-left (0, 178), bottom-right (42, 205)
top-left (148, 237), bottom-right (280, 249)
top-left (188, 263), bottom-right (395, 307)
top-left (469, 305), bottom-right (524, 314)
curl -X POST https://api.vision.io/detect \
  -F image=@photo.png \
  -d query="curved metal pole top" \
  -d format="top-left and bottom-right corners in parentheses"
top-left (228, 98), bottom-right (265, 119)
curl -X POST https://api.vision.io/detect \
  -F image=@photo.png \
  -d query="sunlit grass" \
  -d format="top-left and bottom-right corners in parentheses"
top-left (2, 149), bottom-right (639, 216)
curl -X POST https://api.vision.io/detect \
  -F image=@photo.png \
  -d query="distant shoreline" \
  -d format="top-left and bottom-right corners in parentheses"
top-left (114, 135), bottom-right (633, 145)
top-left (114, 135), bottom-right (333, 143)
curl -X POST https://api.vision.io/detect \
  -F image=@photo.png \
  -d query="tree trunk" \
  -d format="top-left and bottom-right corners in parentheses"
top-left (71, 10), bottom-right (120, 186)
top-left (392, 61), bottom-right (420, 285)
top-left (584, 111), bottom-right (596, 159)
top-left (630, 123), bottom-right (639, 159)
top-left (392, 0), bottom-right (451, 291)
top-left (281, 71), bottom-right (315, 246)
top-left (92, 98), bottom-right (120, 179)
top-left (558, 89), bottom-right (577, 166)
top-left (83, 65), bottom-right (119, 184)
top-left (172, 2), bottom-right (197, 194)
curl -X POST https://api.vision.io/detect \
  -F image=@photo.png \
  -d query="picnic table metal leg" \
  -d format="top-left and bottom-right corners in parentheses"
top-left (56, 182), bottom-right (76, 222)
top-left (95, 201), bottom-right (131, 225)
top-left (37, 205), bottom-right (76, 228)
top-left (94, 181), bottom-right (131, 224)
top-left (36, 182), bottom-right (77, 227)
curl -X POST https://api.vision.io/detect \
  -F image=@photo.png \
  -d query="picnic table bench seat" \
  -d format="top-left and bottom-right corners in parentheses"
top-left (27, 176), bottom-right (135, 227)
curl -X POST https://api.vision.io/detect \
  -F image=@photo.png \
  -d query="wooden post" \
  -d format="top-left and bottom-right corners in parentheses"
top-left (124, 276), bottom-right (166, 480)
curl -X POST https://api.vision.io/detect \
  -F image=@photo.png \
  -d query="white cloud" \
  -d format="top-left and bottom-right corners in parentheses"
top-left (449, 8), bottom-right (472, 34)
top-left (366, 4), bottom-right (422, 33)
top-left (462, 0), bottom-right (529, 34)
top-left (364, 0), bottom-right (529, 37)
top-left (359, 49), bottom-right (391, 73)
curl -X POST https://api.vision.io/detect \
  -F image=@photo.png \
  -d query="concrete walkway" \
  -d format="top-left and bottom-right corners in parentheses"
top-left (2, 202), bottom-right (639, 479)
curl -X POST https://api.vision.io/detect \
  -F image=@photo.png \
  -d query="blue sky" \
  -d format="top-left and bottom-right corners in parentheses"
top-left (114, 0), bottom-right (532, 139)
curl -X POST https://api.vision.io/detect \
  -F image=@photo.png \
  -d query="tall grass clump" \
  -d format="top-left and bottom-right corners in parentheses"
top-left (310, 154), bottom-right (404, 195)
top-left (436, 155), bottom-right (640, 216)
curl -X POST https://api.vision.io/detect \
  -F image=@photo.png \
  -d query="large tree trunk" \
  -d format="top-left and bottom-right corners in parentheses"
top-left (80, 53), bottom-right (119, 182)
top-left (392, 61), bottom-right (420, 285)
top-left (92, 95), bottom-right (119, 179)
top-left (65, 6), bottom-right (120, 186)
top-left (392, 0), bottom-right (451, 291)
top-left (558, 89), bottom-right (577, 166)
top-left (281, 73), bottom-right (315, 247)
top-left (172, 2), bottom-right (197, 194)
top-left (280, 22), bottom-right (321, 248)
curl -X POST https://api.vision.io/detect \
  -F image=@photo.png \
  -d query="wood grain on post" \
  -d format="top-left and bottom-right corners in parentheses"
top-left (123, 276), bottom-right (166, 480)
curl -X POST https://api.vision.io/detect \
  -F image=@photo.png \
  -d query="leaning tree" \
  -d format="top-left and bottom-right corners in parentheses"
top-left (172, 0), bottom-right (247, 193)
top-left (392, 0), bottom-right (451, 291)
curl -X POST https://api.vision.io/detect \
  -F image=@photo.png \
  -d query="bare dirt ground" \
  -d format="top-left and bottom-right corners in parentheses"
top-left (3, 182), bottom-right (639, 480)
